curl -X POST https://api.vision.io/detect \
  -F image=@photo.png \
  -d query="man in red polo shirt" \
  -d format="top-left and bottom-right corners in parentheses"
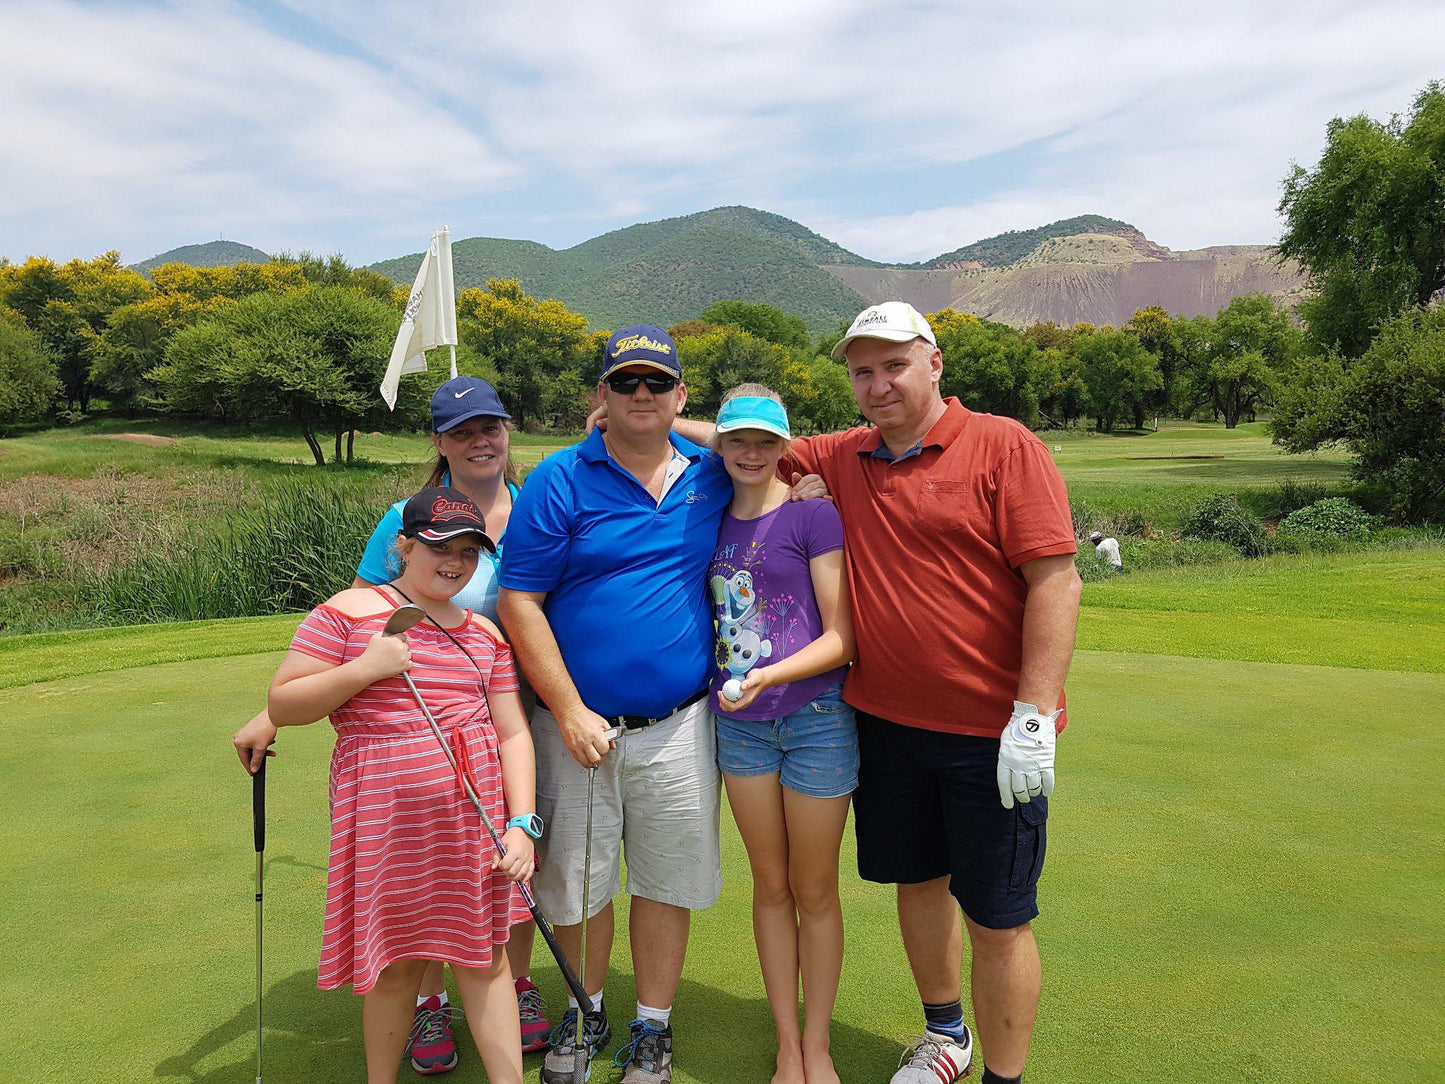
top-left (792, 302), bottom-right (1081, 1084)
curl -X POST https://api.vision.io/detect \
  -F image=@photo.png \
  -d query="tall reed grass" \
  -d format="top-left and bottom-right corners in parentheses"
top-left (90, 480), bottom-right (386, 624)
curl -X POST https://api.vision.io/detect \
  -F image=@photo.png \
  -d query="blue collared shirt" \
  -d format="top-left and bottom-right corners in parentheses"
top-left (866, 438), bottom-right (930, 463)
top-left (499, 429), bottom-right (733, 718)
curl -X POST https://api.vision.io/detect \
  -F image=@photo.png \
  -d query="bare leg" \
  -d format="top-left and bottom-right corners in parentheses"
top-left (724, 772), bottom-right (804, 1084)
top-left (965, 916), bottom-right (1040, 1078)
top-left (417, 959), bottom-right (446, 999)
top-left (782, 788), bottom-right (850, 1084)
top-left (505, 919), bottom-right (537, 981)
top-left (453, 953), bottom-right (524, 1084)
top-left (896, 876), bottom-right (962, 1004)
top-left (629, 895), bottom-right (690, 1012)
top-left (552, 899), bottom-right (615, 1001)
top-left (362, 958), bottom-right (429, 1084)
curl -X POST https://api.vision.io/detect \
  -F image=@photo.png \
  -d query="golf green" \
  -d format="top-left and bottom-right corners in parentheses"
top-left (3, 634), bottom-right (1441, 1082)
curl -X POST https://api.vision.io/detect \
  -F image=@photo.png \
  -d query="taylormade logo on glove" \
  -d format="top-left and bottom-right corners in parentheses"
top-left (997, 701), bottom-right (1060, 809)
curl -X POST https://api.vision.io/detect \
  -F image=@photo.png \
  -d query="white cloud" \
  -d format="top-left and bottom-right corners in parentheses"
top-left (0, 0), bottom-right (511, 261)
top-left (2, 0), bottom-right (1443, 263)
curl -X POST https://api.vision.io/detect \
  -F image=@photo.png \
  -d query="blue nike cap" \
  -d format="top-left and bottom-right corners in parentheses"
top-left (431, 377), bottom-right (511, 432)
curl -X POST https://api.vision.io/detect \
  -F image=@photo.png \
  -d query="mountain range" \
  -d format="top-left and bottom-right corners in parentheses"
top-left (136, 208), bottom-right (1306, 333)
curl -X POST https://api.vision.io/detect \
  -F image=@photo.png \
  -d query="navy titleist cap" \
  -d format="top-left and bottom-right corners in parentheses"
top-left (431, 377), bottom-right (511, 433)
top-left (400, 487), bottom-right (496, 551)
top-left (601, 325), bottom-right (682, 381)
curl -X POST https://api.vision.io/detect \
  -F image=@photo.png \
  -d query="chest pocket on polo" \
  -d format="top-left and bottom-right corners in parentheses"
top-left (917, 478), bottom-right (981, 534)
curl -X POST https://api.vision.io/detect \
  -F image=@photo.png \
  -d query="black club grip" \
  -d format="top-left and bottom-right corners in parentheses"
top-left (252, 757), bottom-right (266, 853)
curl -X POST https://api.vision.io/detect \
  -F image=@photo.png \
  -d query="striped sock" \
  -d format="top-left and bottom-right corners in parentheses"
top-left (922, 998), bottom-right (967, 1042)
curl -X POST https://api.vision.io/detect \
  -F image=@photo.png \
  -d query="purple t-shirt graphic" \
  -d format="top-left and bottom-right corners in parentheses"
top-left (709, 499), bottom-right (847, 722)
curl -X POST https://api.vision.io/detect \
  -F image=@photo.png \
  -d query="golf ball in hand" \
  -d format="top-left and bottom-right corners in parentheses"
top-left (722, 679), bottom-right (743, 702)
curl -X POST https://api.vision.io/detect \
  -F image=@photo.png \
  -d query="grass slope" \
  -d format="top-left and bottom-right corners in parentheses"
top-left (3, 616), bottom-right (1441, 1081)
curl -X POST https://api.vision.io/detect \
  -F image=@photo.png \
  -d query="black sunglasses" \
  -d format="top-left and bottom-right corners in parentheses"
top-left (606, 373), bottom-right (679, 395)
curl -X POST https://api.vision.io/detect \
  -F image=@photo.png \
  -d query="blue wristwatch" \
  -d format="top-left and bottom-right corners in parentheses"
top-left (507, 813), bottom-right (544, 840)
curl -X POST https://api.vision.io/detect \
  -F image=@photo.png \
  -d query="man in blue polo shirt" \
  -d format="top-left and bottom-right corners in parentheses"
top-left (498, 325), bottom-right (734, 1084)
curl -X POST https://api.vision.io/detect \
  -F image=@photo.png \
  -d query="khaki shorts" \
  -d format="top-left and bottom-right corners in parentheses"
top-left (531, 698), bottom-right (722, 925)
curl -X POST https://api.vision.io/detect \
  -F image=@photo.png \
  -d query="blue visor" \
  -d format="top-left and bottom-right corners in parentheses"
top-left (715, 396), bottom-right (791, 440)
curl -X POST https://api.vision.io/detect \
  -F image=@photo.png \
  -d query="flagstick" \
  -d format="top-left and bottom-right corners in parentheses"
top-left (449, 344), bottom-right (458, 380)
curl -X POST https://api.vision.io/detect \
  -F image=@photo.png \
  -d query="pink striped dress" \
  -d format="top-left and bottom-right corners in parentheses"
top-left (290, 593), bottom-right (529, 994)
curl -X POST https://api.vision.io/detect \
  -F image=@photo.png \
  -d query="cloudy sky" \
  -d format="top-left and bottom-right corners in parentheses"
top-left (2, 0), bottom-right (1440, 266)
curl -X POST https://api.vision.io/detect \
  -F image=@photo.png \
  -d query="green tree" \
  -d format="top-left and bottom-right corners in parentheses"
top-left (678, 328), bottom-right (786, 418)
top-left (457, 279), bottom-right (598, 430)
top-left (931, 309), bottom-right (1044, 424)
top-left (272, 252), bottom-right (399, 306)
top-left (700, 300), bottom-right (810, 350)
top-left (1177, 295), bottom-right (1301, 428)
top-left (803, 355), bottom-right (858, 431)
top-left (1278, 82), bottom-right (1445, 356)
top-left (1273, 305), bottom-right (1445, 521)
top-left (91, 293), bottom-right (219, 411)
top-left (1072, 328), bottom-right (1163, 431)
top-left (0, 320), bottom-right (60, 430)
top-left (151, 287), bottom-right (405, 464)
top-left (1124, 305), bottom-right (1181, 414)
top-left (0, 253), bottom-right (151, 411)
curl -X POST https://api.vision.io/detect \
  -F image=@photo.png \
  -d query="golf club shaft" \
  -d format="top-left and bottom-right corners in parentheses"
top-left (576, 765), bottom-right (596, 1082)
top-left (252, 758), bottom-right (265, 1084)
top-left (398, 671), bottom-right (593, 1008)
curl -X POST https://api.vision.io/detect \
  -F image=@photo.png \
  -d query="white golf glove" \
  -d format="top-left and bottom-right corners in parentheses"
top-left (997, 701), bottom-right (1060, 809)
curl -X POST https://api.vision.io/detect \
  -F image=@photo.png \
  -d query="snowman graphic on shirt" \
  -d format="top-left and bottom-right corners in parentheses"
top-left (711, 569), bottom-right (772, 681)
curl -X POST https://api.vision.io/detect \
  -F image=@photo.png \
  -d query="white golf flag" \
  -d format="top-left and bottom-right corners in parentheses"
top-left (379, 227), bottom-right (458, 409)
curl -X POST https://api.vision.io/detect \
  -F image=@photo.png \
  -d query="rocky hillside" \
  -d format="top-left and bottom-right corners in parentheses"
top-left (825, 225), bottom-right (1305, 328)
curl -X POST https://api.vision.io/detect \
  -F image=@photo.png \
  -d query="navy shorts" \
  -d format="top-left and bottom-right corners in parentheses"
top-left (854, 711), bottom-right (1047, 929)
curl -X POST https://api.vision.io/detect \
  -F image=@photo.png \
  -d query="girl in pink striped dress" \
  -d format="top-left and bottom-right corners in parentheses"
top-left (269, 489), bottom-right (534, 1084)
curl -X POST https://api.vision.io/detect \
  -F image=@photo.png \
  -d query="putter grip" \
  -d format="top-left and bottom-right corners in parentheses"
top-left (252, 758), bottom-right (266, 852)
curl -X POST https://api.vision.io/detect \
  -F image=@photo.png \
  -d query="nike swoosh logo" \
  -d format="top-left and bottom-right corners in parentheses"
top-left (453, 388), bottom-right (474, 398)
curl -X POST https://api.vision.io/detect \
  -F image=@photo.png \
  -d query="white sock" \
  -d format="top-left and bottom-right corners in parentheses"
top-left (417, 990), bottom-right (448, 1008)
top-left (636, 1001), bottom-right (671, 1026)
top-left (567, 992), bottom-right (604, 1014)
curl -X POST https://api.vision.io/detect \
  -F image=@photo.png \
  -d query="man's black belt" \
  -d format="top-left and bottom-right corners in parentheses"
top-left (538, 687), bottom-right (709, 732)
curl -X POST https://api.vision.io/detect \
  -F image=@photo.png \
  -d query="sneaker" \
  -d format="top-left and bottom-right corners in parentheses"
top-left (890, 1027), bottom-right (973, 1083)
top-left (407, 996), bottom-right (460, 1075)
top-left (615, 1018), bottom-right (672, 1084)
top-left (517, 976), bottom-right (552, 1053)
top-left (540, 1004), bottom-right (611, 1084)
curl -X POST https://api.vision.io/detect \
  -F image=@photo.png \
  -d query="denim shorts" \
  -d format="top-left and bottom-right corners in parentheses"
top-left (715, 684), bottom-right (859, 799)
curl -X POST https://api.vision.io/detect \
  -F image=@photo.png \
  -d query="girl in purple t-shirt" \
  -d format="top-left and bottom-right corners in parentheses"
top-left (708, 383), bottom-right (857, 1084)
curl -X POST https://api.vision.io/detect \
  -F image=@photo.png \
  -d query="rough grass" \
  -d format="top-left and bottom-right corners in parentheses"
top-left (2, 549), bottom-right (1442, 1082)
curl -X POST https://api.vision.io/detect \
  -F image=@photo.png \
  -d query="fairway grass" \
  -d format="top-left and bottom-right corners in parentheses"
top-left (4, 645), bottom-right (1440, 1083)
top-left (6, 548), bottom-right (1440, 689)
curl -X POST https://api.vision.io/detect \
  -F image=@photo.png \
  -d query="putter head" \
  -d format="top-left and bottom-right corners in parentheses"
top-left (382, 604), bottom-right (427, 636)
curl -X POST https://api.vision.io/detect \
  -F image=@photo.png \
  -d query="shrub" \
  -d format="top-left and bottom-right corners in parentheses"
top-left (1183, 493), bottom-right (1270, 556)
top-left (90, 479), bottom-right (386, 624)
top-left (1278, 497), bottom-right (1377, 539)
top-left (1071, 500), bottom-right (1149, 539)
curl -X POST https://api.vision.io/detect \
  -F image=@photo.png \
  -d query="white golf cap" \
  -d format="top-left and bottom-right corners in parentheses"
top-left (831, 301), bottom-right (937, 360)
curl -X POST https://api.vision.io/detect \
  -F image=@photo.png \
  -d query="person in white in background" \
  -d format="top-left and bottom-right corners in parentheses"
top-left (1088, 531), bottom-right (1124, 573)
